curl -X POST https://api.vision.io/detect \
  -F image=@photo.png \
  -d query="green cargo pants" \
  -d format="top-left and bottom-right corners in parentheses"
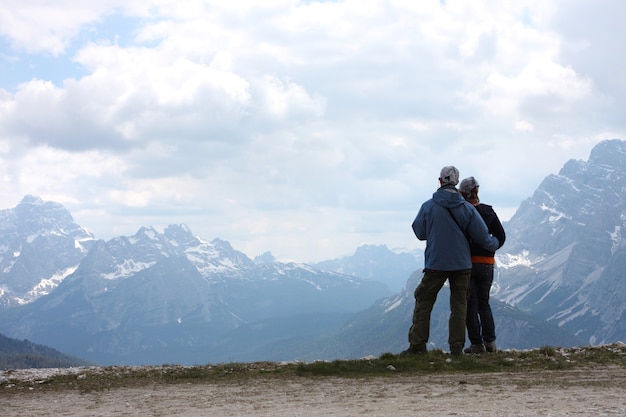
top-left (408, 269), bottom-right (471, 353)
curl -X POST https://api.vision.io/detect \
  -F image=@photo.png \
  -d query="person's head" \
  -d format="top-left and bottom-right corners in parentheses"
top-left (439, 166), bottom-right (459, 187)
top-left (459, 176), bottom-right (480, 203)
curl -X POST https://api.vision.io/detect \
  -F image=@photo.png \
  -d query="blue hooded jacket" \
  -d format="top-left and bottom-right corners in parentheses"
top-left (412, 185), bottom-right (500, 271)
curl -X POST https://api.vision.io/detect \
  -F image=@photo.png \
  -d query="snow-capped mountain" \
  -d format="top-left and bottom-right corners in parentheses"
top-left (0, 196), bottom-right (96, 310)
top-left (0, 217), bottom-right (390, 365)
top-left (495, 139), bottom-right (626, 345)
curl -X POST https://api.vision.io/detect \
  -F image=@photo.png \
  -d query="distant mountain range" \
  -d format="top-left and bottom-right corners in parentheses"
top-left (0, 139), bottom-right (624, 367)
top-left (0, 203), bottom-right (392, 365)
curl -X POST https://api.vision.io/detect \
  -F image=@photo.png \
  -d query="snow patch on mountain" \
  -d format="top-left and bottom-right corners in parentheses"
top-left (549, 297), bottom-right (592, 327)
top-left (23, 265), bottom-right (79, 302)
top-left (383, 295), bottom-right (404, 313)
top-left (184, 241), bottom-right (245, 276)
top-left (2, 257), bottom-right (16, 274)
top-left (100, 259), bottom-right (156, 280)
top-left (610, 225), bottom-right (622, 254)
top-left (301, 277), bottom-right (322, 291)
top-left (281, 262), bottom-right (325, 276)
top-left (496, 250), bottom-right (536, 269)
top-left (541, 203), bottom-right (570, 225)
top-left (75, 237), bottom-right (95, 252)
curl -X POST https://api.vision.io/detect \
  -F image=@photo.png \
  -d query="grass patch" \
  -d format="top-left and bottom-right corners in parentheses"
top-left (2, 343), bottom-right (625, 393)
top-left (295, 347), bottom-right (576, 377)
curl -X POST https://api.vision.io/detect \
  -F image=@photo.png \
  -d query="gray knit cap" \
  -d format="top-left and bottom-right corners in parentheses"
top-left (459, 176), bottom-right (480, 195)
top-left (439, 166), bottom-right (459, 186)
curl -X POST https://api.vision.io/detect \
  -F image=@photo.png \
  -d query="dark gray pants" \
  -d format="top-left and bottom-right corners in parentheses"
top-left (408, 269), bottom-right (471, 352)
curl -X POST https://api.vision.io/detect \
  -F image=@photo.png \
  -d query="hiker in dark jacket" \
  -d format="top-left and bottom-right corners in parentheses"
top-left (402, 166), bottom-right (500, 356)
top-left (459, 176), bottom-right (505, 354)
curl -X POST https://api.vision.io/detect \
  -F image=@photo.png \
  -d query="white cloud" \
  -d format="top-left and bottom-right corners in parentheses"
top-left (0, 0), bottom-right (624, 261)
top-left (255, 75), bottom-right (326, 121)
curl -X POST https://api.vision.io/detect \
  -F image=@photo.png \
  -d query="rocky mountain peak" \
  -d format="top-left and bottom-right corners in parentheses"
top-left (497, 139), bottom-right (626, 345)
top-left (163, 224), bottom-right (196, 247)
top-left (0, 196), bottom-right (96, 308)
top-left (503, 139), bottom-right (626, 257)
top-left (587, 138), bottom-right (626, 169)
top-left (2, 195), bottom-right (93, 240)
top-left (253, 251), bottom-right (277, 264)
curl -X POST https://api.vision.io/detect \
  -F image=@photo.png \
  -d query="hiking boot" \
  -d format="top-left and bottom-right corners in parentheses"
top-left (400, 345), bottom-right (427, 355)
top-left (484, 341), bottom-right (497, 353)
top-left (463, 344), bottom-right (486, 354)
top-left (450, 349), bottom-right (463, 356)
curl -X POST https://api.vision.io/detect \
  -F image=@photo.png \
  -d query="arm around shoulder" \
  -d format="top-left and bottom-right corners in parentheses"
top-left (478, 204), bottom-right (506, 249)
top-left (468, 208), bottom-right (500, 252)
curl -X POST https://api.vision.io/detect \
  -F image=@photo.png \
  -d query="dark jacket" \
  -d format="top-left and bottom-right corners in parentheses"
top-left (470, 203), bottom-right (505, 262)
top-left (412, 185), bottom-right (500, 271)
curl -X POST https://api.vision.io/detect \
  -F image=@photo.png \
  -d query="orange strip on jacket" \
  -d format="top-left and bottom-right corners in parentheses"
top-left (471, 256), bottom-right (495, 264)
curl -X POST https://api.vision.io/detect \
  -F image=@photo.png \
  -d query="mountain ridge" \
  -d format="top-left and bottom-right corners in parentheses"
top-left (0, 219), bottom-right (391, 365)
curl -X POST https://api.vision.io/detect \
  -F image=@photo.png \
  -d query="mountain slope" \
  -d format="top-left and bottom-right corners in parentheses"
top-left (496, 139), bottom-right (626, 344)
top-left (0, 332), bottom-right (92, 370)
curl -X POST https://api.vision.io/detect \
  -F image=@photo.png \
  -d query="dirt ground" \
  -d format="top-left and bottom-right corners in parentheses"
top-left (2, 367), bottom-right (626, 416)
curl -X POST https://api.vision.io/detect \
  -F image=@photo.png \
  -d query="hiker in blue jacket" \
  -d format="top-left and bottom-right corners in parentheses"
top-left (402, 166), bottom-right (500, 356)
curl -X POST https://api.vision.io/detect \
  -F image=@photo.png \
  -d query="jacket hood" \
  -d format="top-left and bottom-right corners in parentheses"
top-left (432, 186), bottom-right (465, 209)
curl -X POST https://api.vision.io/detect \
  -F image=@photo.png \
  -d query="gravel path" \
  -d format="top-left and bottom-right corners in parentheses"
top-left (2, 367), bottom-right (626, 416)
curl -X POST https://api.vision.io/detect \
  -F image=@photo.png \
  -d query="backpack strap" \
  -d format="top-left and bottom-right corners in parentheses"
top-left (445, 207), bottom-right (471, 242)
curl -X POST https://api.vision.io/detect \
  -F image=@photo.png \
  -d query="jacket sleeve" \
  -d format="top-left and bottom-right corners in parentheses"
top-left (488, 209), bottom-right (506, 249)
top-left (412, 205), bottom-right (427, 241)
top-left (466, 205), bottom-right (500, 251)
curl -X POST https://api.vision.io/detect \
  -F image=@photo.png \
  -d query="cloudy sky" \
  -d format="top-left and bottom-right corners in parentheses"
top-left (0, 0), bottom-right (624, 262)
